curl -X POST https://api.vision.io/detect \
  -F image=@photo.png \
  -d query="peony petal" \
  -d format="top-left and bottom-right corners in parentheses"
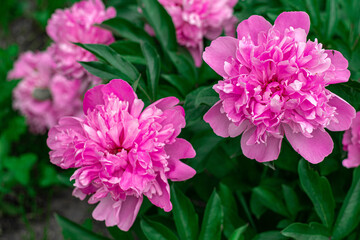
top-left (325, 50), bottom-right (351, 84)
top-left (274, 11), bottom-right (310, 35)
top-left (83, 85), bottom-right (105, 113)
top-left (102, 79), bottom-right (137, 106)
top-left (236, 15), bottom-right (272, 45)
top-left (284, 126), bottom-right (333, 164)
top-left (229, 121), bottom-right (250, 137)
top-left (148, 96), bottom-right (179, 111)
top-left (165, 138), bottom-right (196, 181)
top-left (147, 175), bottom-right (172, 212)
top-left (240, 128), bottom-right (282, 162)
top-left (116, 196), bottom-right (143, 231)
top-left (327, 94), bottom-right (356, 131)
top-left (343, 143), bottom-right (360, 168)
top-left (203, 101), bottom-right (232, 137)
top-left (203, 36), bottom-right (239, 77)
top-left (92, 196), bottom-right (118, 226)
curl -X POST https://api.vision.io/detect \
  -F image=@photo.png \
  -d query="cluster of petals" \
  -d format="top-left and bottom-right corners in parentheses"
top-left (8, 51), bottom-right (82, 133)
top-left (342, 112), bottom-right (360, 168)
top-left (46, 0), bottom-right (116, 83)
top-left (203, 11), bottom-right (356, 164)
top-left (158, 0), bottom-right (238, 66)
top-left (47, 79), bottom-right (196, 231)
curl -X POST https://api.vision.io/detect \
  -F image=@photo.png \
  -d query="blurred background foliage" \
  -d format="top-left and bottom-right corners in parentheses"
top-left (0, 0), bottom-right (360, 239)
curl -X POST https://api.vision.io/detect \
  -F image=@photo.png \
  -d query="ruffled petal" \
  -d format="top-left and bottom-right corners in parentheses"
top-left (204, 101), bottom-right (232, 137)
top-left (274, 11), bottom-right (310, 35)
top-left (102, 79), bottom-right (137, 107)
top-left (83, 85), bottom-right (105, 113)
top-left (284, 126), bottom-right (333, 164)
top-left (327, 94), bottom-right (356, 131)
top-left (240, 128), bottom-right (282, 162)
top-left (165, 138), bottom-right (196, 181)
top-left (236, 15), bottom-right (272, 45)
top-left (203, 36), bottom-right (239, 77)
top-left (325, 50), bottom-right (351, 84)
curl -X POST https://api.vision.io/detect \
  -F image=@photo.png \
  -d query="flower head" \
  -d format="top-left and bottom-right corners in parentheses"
top-left (46, 0), bottom-right (116, 83)
top-left (8, 51), bottom-right (82, 133)
top-left (158, 0), bottom-right (238, 66)
top-left (47, 79), bottom-right (196, 231)
top-left (203, 12), bottom-right (355, 163)
top-left (342, 112), bottom-right (360, 168)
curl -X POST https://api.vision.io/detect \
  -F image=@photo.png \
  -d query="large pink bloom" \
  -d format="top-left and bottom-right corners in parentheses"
top-left (203, 12), bottom-right (356, 164)
top-left (342, 112), bottom-right (360, 168)
top-left (46, 0), bottom-right (116, 83)
top-left (8, 51), bottom-right (83, 134)
top-left (158, 0), bottom-right (238, 66)
top-left (47, 79), bottom-right (196, 231)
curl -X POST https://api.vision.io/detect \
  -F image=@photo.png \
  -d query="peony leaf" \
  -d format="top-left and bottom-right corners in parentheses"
top-left (198, 190), bottom-right (223, 240)
top-left (138, 0), bottom-right (177, 52)
top-left (281, 222), bottom-right (330, 240)
top-left (229, 224), bottom-right (248, 240)
top-left (100, 17), bottom-right (155, 45)
top-left (252, 186), bottom-right (290, 218)
top-left (110, 40), bottom-right (146, 65)
top-left (298, 159), bottom-right (335, 228)
top-left (75, 43), bottom-right (140, 83)
top-left (332, 167), bottom-right (360, 239)
top-left (140, 218), bottom-right (178, 240)
top-left (253, 231), bottom-right (288, 240)
top-left (3, 153), bottom-right (37, 186)
top-left (141, 41), bottom-right (160, 100)
top-left (194, 85), bottom-right (219, 108)
top-left (218, 183), bottom-right (246, 238)
top-left (170, 186), bottom-right (199, 240)
top-left (55, 214), bottom-right (110, 240)
top-left (282, 184), bottom-right (301, 219)
top-left (79, 61), bottom-right (130, 82)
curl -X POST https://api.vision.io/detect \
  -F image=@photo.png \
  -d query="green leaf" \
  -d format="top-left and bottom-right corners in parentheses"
top-left (100, 17), bottom-right (155, 45)
top-left (140, 218), bottom-right (178, 240)
top-left (195, 86), bottom-right (218, 108)
top-left (4, 153), bottom-right (37, 185)
top-left (139, 0), bottom-right (177, 51)
top-left (298, 159), bottom-right (335, 227)
top-left (110, 41), bottom-right (146, 65)
top-left (76, 43), bottom-right (140, 83)
top-left (281, 222), bottom-right (330, 240)
top-left (168, 51), bottom-right (197, 84)
top-left (229, 224), bottom-right (248, 240)
top-left (252, 231), bottom-right (288, 240)
top-left (199, 190), bottom-right (223, 240)
top-left (218, 183), bottom-right (246, 238)
top-left (332, 167), bottom-right (360, 239)
top-left (325, 0), bottom-right (337, 39)
top-left (282, 184), bottom-right (301, 219)
top-left (108, 226), bottom-right (133, 240)
top-left (79, 61), bottom-right (129, 81)
top-left (171, 186), bottom-right (199, 240)
top-left (252, 186), bottom-right (290, 218)
top-left (162, 74), bottom-right (190, 97)
top-left (141, 41), bottom-right (160, 99)
top-left (55, 214), bottom-right (110, 240)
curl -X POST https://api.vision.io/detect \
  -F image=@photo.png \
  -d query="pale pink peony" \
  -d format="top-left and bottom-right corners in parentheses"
top-left (8, 51), bottom-right (83, 133)
top-left (203, 12), bottom-right (356, 164)
top-left (157, 0), bottom-right (238, 66)
top-left (342, 112), bottom-right (360, 168)
top-left (47, 79), bottom-right (196, 231)
top-left (46, 0), bottom-right (116, 83)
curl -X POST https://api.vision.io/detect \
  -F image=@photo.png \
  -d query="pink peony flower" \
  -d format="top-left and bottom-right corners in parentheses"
top-left (8, 51), bottom-right (83, 133)
top-left (203, 12), bottom-right (356, 164)
top-left (46, 0), bottom-right (116, 83)
top-left (47, 79), bottom-right (196, 231)
top-left (157, 0), bottom-right (238, 66)
top-left (342, 112), bottom-right (360, 168)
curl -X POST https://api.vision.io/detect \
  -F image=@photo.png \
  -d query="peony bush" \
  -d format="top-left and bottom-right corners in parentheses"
top-left (2, 0), bottom-right (360, 239)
